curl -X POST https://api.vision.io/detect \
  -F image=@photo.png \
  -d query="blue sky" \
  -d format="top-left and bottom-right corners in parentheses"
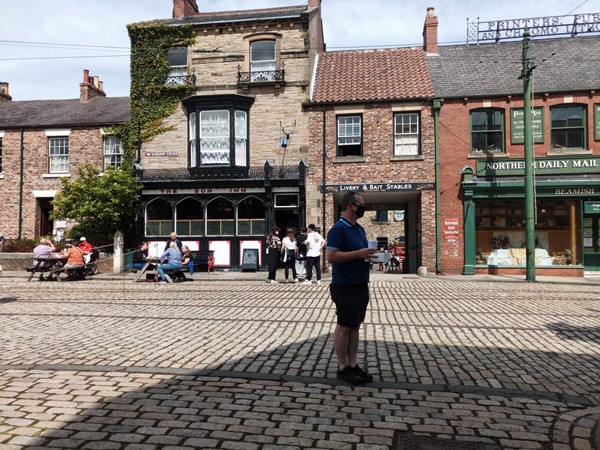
top-left (0, 0), bottom-right (593, 100)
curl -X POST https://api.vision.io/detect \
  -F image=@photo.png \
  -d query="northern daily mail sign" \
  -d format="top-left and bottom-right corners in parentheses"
top-left (477, 156), bottom-right (600, 177)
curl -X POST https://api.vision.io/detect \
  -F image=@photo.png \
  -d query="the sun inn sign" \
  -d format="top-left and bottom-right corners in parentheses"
top-left (468, 13), bottom-right (600, 44)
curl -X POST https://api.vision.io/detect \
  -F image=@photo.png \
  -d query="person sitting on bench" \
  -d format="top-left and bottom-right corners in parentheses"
top-left (62, 243), bottom-right (86, 280)
top-left (157, 242), bottom-right (182, 283)
top-left (32, 238), bottom-right (57, 281)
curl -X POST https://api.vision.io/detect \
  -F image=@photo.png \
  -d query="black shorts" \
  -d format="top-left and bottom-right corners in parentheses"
top-left (330, 283), bottom-right (369, 328)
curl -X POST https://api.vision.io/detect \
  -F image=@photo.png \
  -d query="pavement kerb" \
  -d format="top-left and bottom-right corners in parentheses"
top-left (2, 269), bottom-right (599, 285)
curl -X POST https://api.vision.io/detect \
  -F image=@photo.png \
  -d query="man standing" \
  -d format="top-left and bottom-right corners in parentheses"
top-left (326, 192), bottom-right (376, 385)
top-left (303, 224), bottom-right (325, 285)
top-left (164, 232), bottom-right (183, 253)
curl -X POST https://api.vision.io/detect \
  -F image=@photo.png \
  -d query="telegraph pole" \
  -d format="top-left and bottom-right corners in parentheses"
top-left (521, 28), bottom-right (536, 282)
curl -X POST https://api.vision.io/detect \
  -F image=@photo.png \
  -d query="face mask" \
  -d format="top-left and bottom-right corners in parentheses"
top-left (354, 204), bottom-right (366, 218)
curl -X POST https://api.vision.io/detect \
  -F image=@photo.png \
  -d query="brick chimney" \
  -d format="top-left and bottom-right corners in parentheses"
top-left (80, 69), bottom-right (106, 102)
top-left (423, 7), bottom-right (438, 55)
top-left (307, 0), bottom-right (325, 52)
top-left (173, 0), bottom-right (199, 18)
top-left (0, 82), bottom-right (12, 102)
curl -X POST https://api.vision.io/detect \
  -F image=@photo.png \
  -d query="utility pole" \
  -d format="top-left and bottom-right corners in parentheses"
top-left (521, 28), bottom-right (536, 282)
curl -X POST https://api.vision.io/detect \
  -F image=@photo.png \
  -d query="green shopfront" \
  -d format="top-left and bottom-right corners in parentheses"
top-left (461, 156), bottom-right (600, 275)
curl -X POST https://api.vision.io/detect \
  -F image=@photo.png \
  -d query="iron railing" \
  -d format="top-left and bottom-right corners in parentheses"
top-left (237, 65), bottom-right (285, 85)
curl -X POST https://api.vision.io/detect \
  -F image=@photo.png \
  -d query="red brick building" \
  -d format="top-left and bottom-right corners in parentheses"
top-left (307, 46), bottom-right (436, 274)
top-left (426, 14), bottom-right (600, 275)
top-left (0, 71), bottom-right (129, 240)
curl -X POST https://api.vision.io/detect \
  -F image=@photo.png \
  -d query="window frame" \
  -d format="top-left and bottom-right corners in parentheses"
top-left (250, 40), bottom-right (276, 82)
top-left (393, 112), bottom-right (421, 156)
top-left (103, 135), bottom-right (123, 170)
top-left (470, 108), bottom-right (505, 154)
top-left (184, 94), bottom-right (255, 169)
top-left (550, 104), bottom-right (587, 151)
top-left (0, 133), bottom-right (3, 174)
top-left (166, 47), bottom-right (188, 86)
top-left (48, 136), bottom-right (70, 174)
top-left (336, 114), bottom-right (363, 157)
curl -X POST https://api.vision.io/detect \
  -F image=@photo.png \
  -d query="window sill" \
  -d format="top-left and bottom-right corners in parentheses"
top-left (390, 155), bottom-right (424, 162)
top-left (546, 148), bottom-right (592, 156)
top-left (0, 174), bottom-right (4, 179)
top-left (42, 173), bottom-right (71, 178)
top-left (468, 152), bottom-right (510, 159)
top-left (333, 156), bottom-right (366, 164)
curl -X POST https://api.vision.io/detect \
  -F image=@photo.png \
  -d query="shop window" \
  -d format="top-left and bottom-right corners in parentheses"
top-left (207, 197), bottom-right (234, 236)
top-left (470, 109), bottom-right (504, 153)
top-left (238, 196), bottom-right (265, 236)
top-left (184, 94), bottom-right (254, 168)
top-left (176, 197), bottom-right (204, 236)
top-left (337, 115), bottom-right (362, 156)
top-left (394, 112), bottom-right (420, 156)
top-left (49, 136), bottom-right (69, 173)
top-left (103, 136), bottom-right (122, 170)
top-left (146, 199), bottom-right (173, 236)
top-left (551, 104), bottom-right (586, 150)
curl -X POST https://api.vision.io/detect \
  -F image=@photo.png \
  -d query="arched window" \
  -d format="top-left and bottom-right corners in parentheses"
top-left (176, 198), bottom-right (204, 236)
top-left (146, 199), bottom-right (172, 236)
top-left (207, 197), bottom-right (234, 236)
top-left (238, 196), bottom-right (265, 236)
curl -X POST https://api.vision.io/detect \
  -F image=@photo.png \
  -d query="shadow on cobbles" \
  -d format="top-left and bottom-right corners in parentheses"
top-left (547, 321), bottom-right (600, 343)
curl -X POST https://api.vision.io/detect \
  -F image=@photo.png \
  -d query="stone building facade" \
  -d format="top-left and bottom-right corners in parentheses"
top-left (133, 0), bottom-right (324, 268)
top-left (0, 71), bottom-right (129, 240)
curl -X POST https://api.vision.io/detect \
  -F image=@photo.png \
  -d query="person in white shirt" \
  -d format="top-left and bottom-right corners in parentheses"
top-left (280, 228), bottom-right (299, 283)
top-left (304, 223), bottom-right (326, 285)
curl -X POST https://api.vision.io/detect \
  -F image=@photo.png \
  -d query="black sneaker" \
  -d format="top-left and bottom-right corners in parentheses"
top-left (336, 366), bottom-right (364, 385)
top-left (351, 364), bottom-right (374, 383)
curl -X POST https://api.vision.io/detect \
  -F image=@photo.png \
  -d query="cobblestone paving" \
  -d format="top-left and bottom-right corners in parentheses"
top-left (0, 277), bottom-right (599, 449)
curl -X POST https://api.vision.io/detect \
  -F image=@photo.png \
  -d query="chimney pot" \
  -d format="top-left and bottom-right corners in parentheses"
top-left (80, 73), bottom-right (106, 102)
top-left (0, 82), bottom-right (11, 102)
top-left (83, 69), bottom-right (90, 83)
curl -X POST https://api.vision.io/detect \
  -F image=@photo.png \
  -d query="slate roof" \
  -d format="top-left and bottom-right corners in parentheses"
top-left (0, 97), bottom-right (130, 129)
top-left (168, 5), bottom-right (308, 26)
top-left (311, 48), bottom-right (434, 104)
top-left (427, 35), bottom-right (600, 98)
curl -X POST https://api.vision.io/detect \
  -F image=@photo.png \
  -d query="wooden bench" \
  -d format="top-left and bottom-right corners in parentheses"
top-left (192, 250), bottom-right (215, 273)
top-left (161, 265), bottom-right (189, 283)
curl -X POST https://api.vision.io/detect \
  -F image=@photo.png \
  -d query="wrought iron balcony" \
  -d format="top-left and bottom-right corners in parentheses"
top-left (237, 64), bottom-right (285, 86)
top-left (165, 68), bottom-right (196, 87)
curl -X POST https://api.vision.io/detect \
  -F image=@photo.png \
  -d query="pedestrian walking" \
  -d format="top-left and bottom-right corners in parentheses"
top-left (326, 191), bottom-right (377, 385)
top-left (303, 223), bottom-right (325, 285)
top-left (266, 227), bottom-right (281, 283)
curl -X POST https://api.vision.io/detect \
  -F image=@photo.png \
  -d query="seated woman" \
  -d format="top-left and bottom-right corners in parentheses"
top-left (62, 244), bottom-right (86, 280)
top-left (182, 245), bottom-right (194, 273)
top-left (157, 242), bottom-right (182, 283)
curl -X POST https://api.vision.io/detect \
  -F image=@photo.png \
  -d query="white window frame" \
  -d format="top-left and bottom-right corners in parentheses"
top-left (394, 112), bottom-right (420, 156)
top-left (337, 115), bottom-right (362, 156)
top-left (167, 47), bottom-right (188, 86)
top-left (103, 136), bottom-right (123, 170)
top-left (48, 136), bottom-right (69, 174)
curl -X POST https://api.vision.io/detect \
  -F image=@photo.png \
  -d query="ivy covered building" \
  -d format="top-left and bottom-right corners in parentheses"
top-left (130, 0), bottom-right (323, 268)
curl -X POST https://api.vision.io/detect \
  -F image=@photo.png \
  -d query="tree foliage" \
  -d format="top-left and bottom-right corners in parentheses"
top-left (51, 164), bottom-right (141, 245)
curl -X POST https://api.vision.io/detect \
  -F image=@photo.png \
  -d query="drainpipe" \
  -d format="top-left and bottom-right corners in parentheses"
top-left (18, 128), bottom-right (24, 239)
top-left (433, 98), bottom-right (442, 274)
top-left (321, 105), bottom-right (327, 273)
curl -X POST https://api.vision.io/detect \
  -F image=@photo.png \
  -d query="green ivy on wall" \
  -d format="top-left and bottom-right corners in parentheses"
top-left (110, 21), bottom-right (195, 163)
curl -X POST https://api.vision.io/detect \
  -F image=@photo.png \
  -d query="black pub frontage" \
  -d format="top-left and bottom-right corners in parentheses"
top-left (135, 162), bottom-right (306, 269)
top-left (461, 155), bottom-right (600, 275)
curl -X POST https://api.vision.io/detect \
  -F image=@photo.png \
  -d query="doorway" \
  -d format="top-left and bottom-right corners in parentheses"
top-left (38, 198), bottom-right (54, 238)
top-left (583, 214), bottom-right (600, 270)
